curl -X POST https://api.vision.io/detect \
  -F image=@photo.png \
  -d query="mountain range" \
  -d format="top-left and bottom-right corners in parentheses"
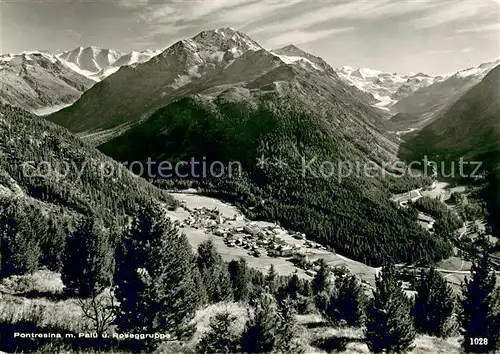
top-left (335, 66), bottom-right (445, 111)
top-left (401, 65), bottom-right (500, 234)
top-left (1, 26), bottom-right (498, 266)
top-left (0, 52), bottom-right (95, 114)
top-left (1, 32), bottom-right (498, 128)
top-left (0, 47), bottom-right (162, 115)
top-left (57, 46), bottom-right (162, 81)
top-left (41, 27), bottom-right (456, 266)
top-left (391, 59), bottom-right (500, 128)
top-left (49, 28), bottom-right (387, 140)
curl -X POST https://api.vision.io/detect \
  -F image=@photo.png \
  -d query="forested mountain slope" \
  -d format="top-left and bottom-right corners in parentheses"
top-left (401, 65), bottom-right (500, 234)
top-left (99, 68), bottom-right (447, 267)
top-left (401, 65), bottom-right (500, 171)
top-left (0, 103), bottom-right (175, 273)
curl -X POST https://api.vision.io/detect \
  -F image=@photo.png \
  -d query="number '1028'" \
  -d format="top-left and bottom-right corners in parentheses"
top-left (470, 337), bottom-right (488, 346)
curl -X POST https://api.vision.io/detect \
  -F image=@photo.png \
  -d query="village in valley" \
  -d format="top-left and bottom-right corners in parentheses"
top-left (165, 181), bottom-right (500, 294)
top-left (165, 192), bottom-right (380, 286)
top-left (173, 202), bottom-right (331, 277)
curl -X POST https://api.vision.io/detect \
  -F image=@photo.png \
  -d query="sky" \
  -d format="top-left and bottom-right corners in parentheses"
top-left (1, 0), bottom-right (499, 74)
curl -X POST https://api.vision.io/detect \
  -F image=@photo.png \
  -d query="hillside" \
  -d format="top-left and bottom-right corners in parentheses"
top-left (47, 28), bottom-right (387, 137)
top-left (401, 65), bottom-right (500, 169)
top-left (392, 59), bottom-right (500, 128)
top-left (98, 64), bottom-right (447, 267)
top-left (0, 103), bottom-right (175, 272)
top-left (401, 65), bottom-right (500, 233)
top-left (0, 52), bottom-right (95, 113)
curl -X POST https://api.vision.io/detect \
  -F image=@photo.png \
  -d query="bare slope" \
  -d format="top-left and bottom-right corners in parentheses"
top-left (0, 52), bottom-right (95, 113)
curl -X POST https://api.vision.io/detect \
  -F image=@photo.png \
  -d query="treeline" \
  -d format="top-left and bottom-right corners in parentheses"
top-left (1, 202), bottom-right (499, 353)
top-left (100, 96), bottom-right (452, 266)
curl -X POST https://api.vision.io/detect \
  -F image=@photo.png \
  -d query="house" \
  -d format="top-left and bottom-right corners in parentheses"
top-left (398, 190), bottom-right (422, 207)
top-left (267, 244), bottom-right (294, 257)
top-left (251, 250), bottom-right (261, 257)
top-left (213, 228), bottom-right (225, 237)
top-left (243, 225), bottom-right (260, 236)
top-left (305, 270), bottom-right (316, 277)
top-left (257, 239), bottom-right (270, 246)
top-left (418, 214), bottom-right (434, 223)
top-left (418, 213), bottom-right (435, 230)
top-left (277, 245), bottom-right (294, 257)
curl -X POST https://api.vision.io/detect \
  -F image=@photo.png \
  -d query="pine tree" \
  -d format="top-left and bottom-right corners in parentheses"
top-left (0, 206), bottom-right (41, 277)
top-left (197, 311), bottom-right (240, 354)
top-left (324, 272), bottom-right (367, 327)
top-left (296, 277), bottom-right (315, 315)
top-left (365, 263), bottom-right (416, 353)
top-left (193, 262), bottom-right (209, 306)
top-left (312, 258), bottom-right (331, 295)
top-left (62, 217), bottom-right (114, 297)
top-left (228, 258), bottom-right (250, 302)
top-left (276, 272), bottom-right (315, 315)
top-left (197, 239), bottom-right (232, 303)
top-left (241, 292), bottom-right (280, 353)
top-left (287, 272), bottom-right (300, 300)
top-left (241, 292), bottom-right (302, 353)
top-left (147, 230), bottom-right (200, 340)
top-left (412, 267), bottom-right (456, 337)
top-left (44, 216), bottom-right (67, 271)
top-left (460, 249), bottom-right (500, 353)
top-left (114, 204), bottom-right (199, 343)
top-left (265, 264), bottom-right (278, 294)
top-left (275, 296), bottom-right (303, 353)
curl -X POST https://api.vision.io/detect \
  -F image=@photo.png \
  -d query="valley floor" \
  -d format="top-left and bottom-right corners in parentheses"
top-left (166, 188), bottom-right (500, 293)
top-left (166, 192), bottom-right (380, 288)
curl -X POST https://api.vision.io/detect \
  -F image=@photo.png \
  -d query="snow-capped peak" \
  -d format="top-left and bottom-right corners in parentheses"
top-left (454, 58), bottom-right (500, 79)
top-left (334, 65), bottom-right (442, 110)
top-left (52, 46), bottom-right (162, 81)
top-left (56, 46), bottom-right (123, 74)
top-left (271, 45), bottom-right (336, 75)
top-left (193, 27), bottom-right (262, 53)
top-left (337, 66), bottom-right (354, 75)
top-left (351, 67), bottom-right (385, 79)
top-left (270, 51), bottom-right (322, 71)
top-left (111, 49), bottom-right (162, 68)
top-left (0, 51), bottom-right (60, 66)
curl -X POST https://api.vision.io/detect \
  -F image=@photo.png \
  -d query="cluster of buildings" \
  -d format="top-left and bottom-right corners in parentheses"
top-left (178, 205), bottom-right (328, 261)
top-left (221, 224), bottom-right (303, 258)
top-left (178, 206), bottom-right (242, 229)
